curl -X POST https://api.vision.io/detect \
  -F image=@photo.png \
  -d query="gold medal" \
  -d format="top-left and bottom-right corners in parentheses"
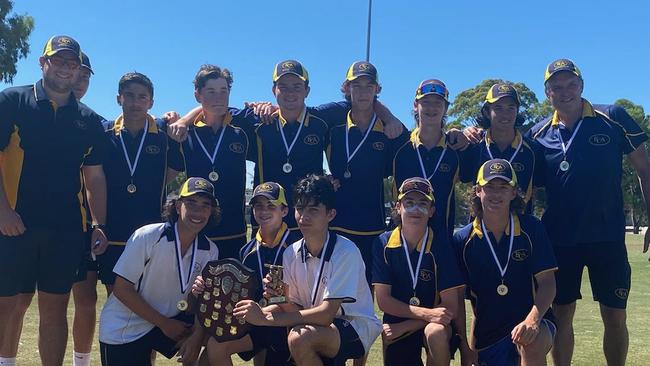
top-left (409, 296), bottom-right (421, 306)
top-left (497, 283), bottom-right (509, 296)
top-left (176, 300), bottom-right (188, 311)
top-left (127, 183), bottom-right (137, 194)
top-left (208, 171), bottom-right (219, 182)
top-left (282, 162), bottom-right (293, 173)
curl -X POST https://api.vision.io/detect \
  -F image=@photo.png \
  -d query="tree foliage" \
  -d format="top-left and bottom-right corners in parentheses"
top-left (0, 0), bottom-right (34, 83)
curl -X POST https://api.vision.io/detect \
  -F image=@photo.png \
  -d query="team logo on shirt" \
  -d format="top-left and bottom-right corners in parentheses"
top-left (229, 142), bottom-right (245, 154)
top-left (73, 119), bottom-right (87, 130)
top-left (438, 163), bottom-right (450, 173)
top-left (372, 142), bottom-right (385, 151)
top-left (588, 134), bottom-right (610, 146)
top-left (419, 269), bottom-right (433, 281)
top-left (321, 275), bottom-right (328, 286)
top-left (511, 249), bottom-right (529, 261)
top-left (512, 162), bottom-right (525, 172)
top-left (303, 134), bottom-right (320, 145)
top-left (145, 145), bottom-right (160, 155)
top-left (614, 288), bottom-right (629, 299)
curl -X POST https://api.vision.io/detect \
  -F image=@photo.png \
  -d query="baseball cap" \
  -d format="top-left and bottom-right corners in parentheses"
top-left (42, 35), bottom-right (81, 58)
top-left (80, 52), bottom-right (94, 74)
top-left (272, 60), bottom-right (309, 83)
top-left (415, 79), bottom-right (449, 102)
top-left (476, 159), bottom-right (518, 187)
top-left (179, 177), bottom-right (218, 205)
top-left (398, 177), bottom-right (434, 202)
top-left (484, 83), bottom-right (520, 105)
top-left (345, 61), bottom-right (378, 83)
top-left (544, 58), bottom-right (582, 83)
top-left (249, 182), bottom-right (288, 206)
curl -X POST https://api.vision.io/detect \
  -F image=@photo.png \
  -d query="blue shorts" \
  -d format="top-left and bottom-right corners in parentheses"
top-left (478, 319), bottom-right (556, 366)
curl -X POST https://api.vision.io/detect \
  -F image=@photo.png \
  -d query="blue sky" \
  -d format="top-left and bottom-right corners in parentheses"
top-left (3, 0), bottom-right (649, 129)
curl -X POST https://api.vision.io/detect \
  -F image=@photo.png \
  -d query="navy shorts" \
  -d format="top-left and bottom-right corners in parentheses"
top-left (478, 319), bottom-right (556, 366)
top-left (0, 228), bottom-right (85, 295)
top-left (553, 241), bottom-right (631, 309)
top-left (97, 244), bottom-right (126, 285)
top-left (323, 318), bottom-right (365, 366)
top-left (383, 322), bottom-right (460, 365)
top-left (238, 325), bottom-right (291, 363)
top-left (99, 312), bottom-right (193, 366)
top-left (75, 230), bottom-right (98, 282)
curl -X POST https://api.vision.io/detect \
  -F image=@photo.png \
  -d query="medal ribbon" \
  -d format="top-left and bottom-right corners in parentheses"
top-left (173, 223), bottom-right (198, 294)
top-left (256, 229), bottom-right (290, 281)
top-left (119, 119), bottom-right (149, 179)
top-left (345, 114), bottom-right (377, 165)
top-left (193, 125), bottom-right (227, 167)
top-left (481, 214), bottom-right (514, 279)
top-left (278, 108), bottom-right (306, 161)
top-left (416, 145), bottom-right (447, 181)
top-left (302, 232), bottom-right (331, 306)
top-left (485, 131), bottom-right (523, 163)
top-left (557, 119), bottom-right (584, 159)
top-left (400, 228), bottom-right (429, 295)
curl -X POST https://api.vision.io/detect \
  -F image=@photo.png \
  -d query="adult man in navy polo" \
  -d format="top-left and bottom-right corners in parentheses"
top-left (527, 59), bottom-right (650, 366)
top-left (0, 36), bottom-right (108, 366)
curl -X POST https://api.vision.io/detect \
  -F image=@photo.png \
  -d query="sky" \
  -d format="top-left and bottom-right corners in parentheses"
top-left (3, 0), bottom-right (650, 130)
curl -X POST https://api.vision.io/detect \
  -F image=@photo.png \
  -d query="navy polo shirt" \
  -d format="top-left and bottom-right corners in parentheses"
top-left (461, 130), bottom-right (536, 206)
top-left (249, 108), bottom-right (329, 230)
top-left (393, 130), bottom-right (473, 238)
top-left (0, 80), bottom-right (106, 231)
top-left (327, 112), bottom-right (409, 236)
top-left (527, 100), bottom-right (647, 246)
top-left (102, 115), bottom-right (182, 244)
top-left (372, 226), bottom-right (464, 324)
top-left (181, 111), bottom-right (249, 241)
top-left (452, 214), bottom-right (557, 349)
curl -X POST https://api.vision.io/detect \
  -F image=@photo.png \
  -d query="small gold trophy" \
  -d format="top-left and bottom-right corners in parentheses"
top-left (265, 264), bottom-right (287, 305)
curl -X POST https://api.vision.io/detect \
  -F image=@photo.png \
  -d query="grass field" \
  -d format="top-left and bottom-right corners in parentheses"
top-left (16, 234), bottom-right (650, 365)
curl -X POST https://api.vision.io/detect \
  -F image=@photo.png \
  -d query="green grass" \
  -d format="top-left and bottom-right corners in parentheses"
top-left (16, 234), bottom-right (650, 365)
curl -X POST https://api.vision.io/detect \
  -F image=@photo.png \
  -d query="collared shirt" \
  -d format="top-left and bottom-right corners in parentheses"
top-left (527, 100), bottom-right (648, 245)
top-left (181, 110), bottom-right (250, 240)
top-left (372, 226), bottom-right (465, 324)
top-left (452, 214), bottom-right (557, 349)
top-left (99, 222), bottom-right (219, 344)
top-left (0, 80), bottom-right (106, 231)
top-left (327, 111), bottom-right (409, 236)
top-left (250, 107), bottom-right (330, 229)
top-left (102, 115), bottom-right (183, 244)
top-left (393, 129), bottom-right (473, 238)
top-left (240, 222), bottom-right (300, 300)
top-left (461, 130), bottom-right (536, 208)
top-left (282, 233), bottom-right (382, 353)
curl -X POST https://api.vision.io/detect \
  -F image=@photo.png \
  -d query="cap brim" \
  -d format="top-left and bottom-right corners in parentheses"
top-left (477, 175), bottom-right (516, 187)
top-left (249, 192), bottom-right (287, 206)
top-left (346, 73), bottom-right (377, 82)
top-left (415, 92), bottom-right (448, 102)
top-left (43, 48), bottom-right (80, 58)
top-left (180, 191), bottom-right (219, 205)
top-left (273, 71), bottom-right (307, 82)
top-left (398, 189), bottom-right (434, 202)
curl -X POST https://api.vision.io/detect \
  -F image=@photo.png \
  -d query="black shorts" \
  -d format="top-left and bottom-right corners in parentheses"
top-left (333, 231), bottom-right (378, 286)
top-left (553, 241), bottom-right (631, 309)
top-left (97, 244), bottom-right (126, 285)
top-left (99, 312), bottom-right (193, 365)
top-left (384, 322), bottom-right (460, 365)
top-left (75, 230), bottom-right (98, 283)
top-left (212, 235), bottom-right (247, 261)
top-left (238, 325), bottom-right (291, 363)
top-left (0, 228), bottom-right (85, 296)
top-left (323, 318), bottom-right (365, 366)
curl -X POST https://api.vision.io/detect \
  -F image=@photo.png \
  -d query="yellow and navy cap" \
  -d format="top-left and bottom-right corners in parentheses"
top-left (179, 177), bottom-right (218, 205)
top-left (272, 60), bottom-right (309, 83)
top-left (42, 35), bottom-right (81, 58)
top-left (250, 182), bottom-right (288, 207)
top-left (477, 159), bottom-right (518, 187)
top-left (544, 58), bottom-right (582, 83)
top-left (345, 61), bottom-right (378, 83)
top-left (484, 83), bottom-right (520, 105)
top-left (415, 79), bottom-right (449, 102)
top-left (398, 177), bottom-right (434, 202)
top-left (80, 52), bottom-right (93, 74)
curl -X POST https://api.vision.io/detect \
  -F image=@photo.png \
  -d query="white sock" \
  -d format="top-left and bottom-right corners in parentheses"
top-left (0, 357), bottom-right (16, 366)
top-left (72, 352), bottom-right (91, 366)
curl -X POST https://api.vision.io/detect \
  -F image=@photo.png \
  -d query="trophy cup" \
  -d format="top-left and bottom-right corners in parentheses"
top-left (194, 258), bottom-right (260, 342)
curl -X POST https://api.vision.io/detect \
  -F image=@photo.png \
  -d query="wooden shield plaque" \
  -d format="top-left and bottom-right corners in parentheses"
top-left (195, 258), bottom-right (261, 341)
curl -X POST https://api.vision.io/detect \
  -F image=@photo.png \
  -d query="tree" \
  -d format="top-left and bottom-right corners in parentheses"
top-left (448, 79), bottom-right (551, 128)
top-left (615, 99), bottom-right (650, 232)
top-left (0, 0), bottom-right (34, 83)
